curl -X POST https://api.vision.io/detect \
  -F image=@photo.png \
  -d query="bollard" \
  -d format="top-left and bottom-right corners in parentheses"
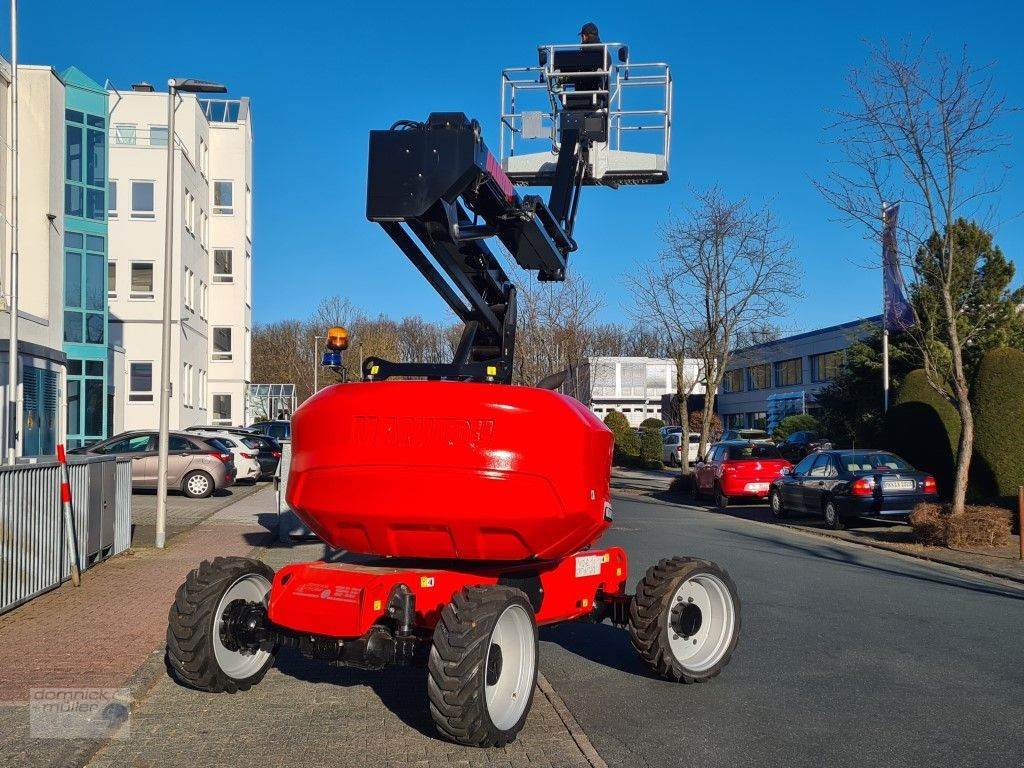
top-left (56, 445), bottom-right (82, 587)
top-left (1019, 486), bottom-right (1023, 561)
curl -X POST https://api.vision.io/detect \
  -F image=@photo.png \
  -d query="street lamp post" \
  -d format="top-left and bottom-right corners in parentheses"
top-left (154, 77), bottom-right (227, 550)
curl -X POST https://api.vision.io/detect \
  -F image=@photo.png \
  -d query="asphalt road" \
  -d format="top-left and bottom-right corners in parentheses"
top-left (538, 493), bottom-right (1024, 768)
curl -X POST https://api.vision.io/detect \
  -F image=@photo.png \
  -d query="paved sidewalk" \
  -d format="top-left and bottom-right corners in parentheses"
top-left (1, 489), bottom-right (599, 768)
top-left (130, 480), bottom-right (266, 547)
top-left (612, 467), bottom-right (1024, 583)
top-left (0, 488), bottom-right (276, 768)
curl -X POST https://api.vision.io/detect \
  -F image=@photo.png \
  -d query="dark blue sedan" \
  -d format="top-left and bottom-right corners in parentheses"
top-left (768, 449), bottom-right (939, 529)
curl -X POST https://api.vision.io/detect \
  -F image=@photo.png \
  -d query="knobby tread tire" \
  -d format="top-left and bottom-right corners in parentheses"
top-left (427, 585), bottom-right (537, 747)
top-left (628, 556), bottom-right (741, 683)
top-left (166, 556), bottom-right (276, 693)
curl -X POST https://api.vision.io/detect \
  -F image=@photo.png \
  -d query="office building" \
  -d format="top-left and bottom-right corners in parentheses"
top-left (107, 86), bottom-right (253, 430)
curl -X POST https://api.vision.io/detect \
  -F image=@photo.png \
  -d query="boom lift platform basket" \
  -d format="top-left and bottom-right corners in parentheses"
top-left (166, 38), bottom-right (739, 750)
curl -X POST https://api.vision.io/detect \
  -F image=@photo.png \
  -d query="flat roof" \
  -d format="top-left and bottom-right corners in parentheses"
top-left (730, 315), bottom-right (881, 356)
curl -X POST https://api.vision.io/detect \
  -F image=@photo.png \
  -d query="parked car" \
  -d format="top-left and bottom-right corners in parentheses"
top-left (769, 449), bottom-right (938, 529)
top-left (237, 433), bottom-right (283, 479)
top-left (190, 430), bottom-right (262, 483)
top-left (247, 420), bottom-right (291, 441)
top-left (693, 441), bottom-right (792, 508)
top-left (184, 425), bottom-right (257, 437)
top-left (720, 428), bottom-right (772, 443)
top-left (662, 431), bottom-right (701, 467)
top-left (777, 430), bottom-right (833, 463)
top-left (73, 430), bottom-right (236, 498)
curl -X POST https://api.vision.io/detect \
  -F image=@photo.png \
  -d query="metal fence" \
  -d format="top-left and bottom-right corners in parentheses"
top-left (0, 455), bottom-right (132, 615)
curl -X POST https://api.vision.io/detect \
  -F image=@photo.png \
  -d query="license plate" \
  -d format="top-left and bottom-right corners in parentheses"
top-left (883, 479), bottom-right (915, 491)
top-left (745, 482), bottom-right (769, 493)
top-left (575, 555), bottom-right (603, 578)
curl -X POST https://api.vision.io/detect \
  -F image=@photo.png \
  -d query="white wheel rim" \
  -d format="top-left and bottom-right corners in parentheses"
top-left (213, 574), bottom-right (272, 679)
top-left (825, 504), bottom-right (836, 524)
top-left (188, 474), bottom-right (210, 495)
top-left (484, 604), bottom-right (535, 731)
top-left (771, 494), bottom-right (780, 513)
top-left (666, 573), bottom-right (736, 673)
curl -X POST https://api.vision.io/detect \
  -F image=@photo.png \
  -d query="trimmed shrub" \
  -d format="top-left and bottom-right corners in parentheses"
top-left (640, 428), bottom-right (663, 469)
top-left (604, 410), bottom-right (641, 464)
top-left (640, 417), bottom-right (665, 431)
top-left (773, 413), bottom-right (820, 442)
top-left (909, 502), bottom-right (1012, 548)
top-left (885, 369), bottom-right (961, 497)
top-left (971, 347), bottom-right (1024, 507)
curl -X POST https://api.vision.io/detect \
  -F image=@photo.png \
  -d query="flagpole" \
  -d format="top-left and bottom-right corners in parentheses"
top-left (881, 201), bottom-right (889, 413)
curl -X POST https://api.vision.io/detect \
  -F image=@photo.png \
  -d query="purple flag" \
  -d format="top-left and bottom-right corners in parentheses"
top-left (882, 203), bottom-right (914, 330)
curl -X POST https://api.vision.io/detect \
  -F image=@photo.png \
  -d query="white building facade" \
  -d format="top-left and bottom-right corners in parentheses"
top-left (107, 86), bottom-right (252, 430)
top-left (0, 61), bottom-right (69, 457)
top-left (560, 356), bottom-right (706, 428)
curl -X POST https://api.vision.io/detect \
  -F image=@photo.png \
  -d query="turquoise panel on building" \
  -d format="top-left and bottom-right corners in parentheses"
top-left (62, 67), bottom-right (111, 448)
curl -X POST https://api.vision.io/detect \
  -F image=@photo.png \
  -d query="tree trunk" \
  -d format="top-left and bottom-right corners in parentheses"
top-left (675, 355), bottom-right (690, 476)
top-left (941, 283), bottom-right (973, 515)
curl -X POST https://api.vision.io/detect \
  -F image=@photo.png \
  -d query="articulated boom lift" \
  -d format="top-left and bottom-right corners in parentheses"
top-left (167, 41), bottom-right (739, 751)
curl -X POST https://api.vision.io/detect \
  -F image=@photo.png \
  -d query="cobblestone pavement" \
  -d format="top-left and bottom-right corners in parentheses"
top-left (0, 488), bottom-right (276, 768)
top-left (130, 480), bottom-right (266, 547)
top-left (1, 496), bottom-right (598, 768)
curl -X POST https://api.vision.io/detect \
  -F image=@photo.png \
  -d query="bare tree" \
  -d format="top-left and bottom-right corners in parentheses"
top-left (636, 188), bottom-right (800, 461)
top-left (816, 41), bottom-right (1011, 514)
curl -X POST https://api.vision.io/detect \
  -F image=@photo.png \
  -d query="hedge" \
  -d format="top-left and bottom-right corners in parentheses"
top-left (773, 413), bottom-right (820, 442)
top-left (640, 417), bottom-right (665, 430)
top-left (971, 347), bottom-right (1024, 507)
top-left (885, 369), bottom-right (961, 497)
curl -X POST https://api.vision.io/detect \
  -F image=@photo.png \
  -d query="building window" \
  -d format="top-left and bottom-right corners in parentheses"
top-left (213, 327), bottom-right (233, 361)
top-left (149, 124), bottom-right (168, 147)
top-left (199, 137), bottom-right (208, 178)
top-left (200, 211), bottom-right (208, 249)
top-left (183, 268), bottom-right (194, 311)
top-left (774, 358), bottom-right (803, 387)
top-left (750, 412), bottom-right (768, 431)
top-left (811, 351), bottom-right (843, 383)
top-left (108, 180), bottom-right (117, 218)
top-left (107, 261), bottom-right (116, 299)
top-left (722, 369), bottom-right (744, 393)
top-left (129, 362), bottom-right (153, 402)
top-left (65, 110), bottom-right (105, 222)
top-left (131, 181), bottom-right (155, 219)
top-left (63, 232), bottom-right (105, 345)
top-left (213, 181), bottom-right (233, 214)
top-left (199, 369), bottom-right (208, 407)
top-left (182, 363), bottom-right (193, 407)
top-left (246, 185), bottom-right (252, 240)
top-left (212, 393), bottom-right (231, 425)
top-left (114, 123), bottom-right (137, 145)
top-left (130, 262), bottom-right (154, 299)
top-left (747, 363), bottom-right (770, 391)
top-left (213, 249), bottom-right (233, 282)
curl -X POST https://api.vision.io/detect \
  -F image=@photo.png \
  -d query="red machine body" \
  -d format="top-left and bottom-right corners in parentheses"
top-left (286, 381), bottom-right (614, 561)
top-left (266, 546), bottom-right (628, 639)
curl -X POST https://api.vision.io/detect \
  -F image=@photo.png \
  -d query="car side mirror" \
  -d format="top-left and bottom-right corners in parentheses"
top-left (780, 466), bottom-right (792, 476)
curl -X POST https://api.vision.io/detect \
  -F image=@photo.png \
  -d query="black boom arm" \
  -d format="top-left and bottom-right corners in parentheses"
top-left (364, 112), bottom-right (602, 383)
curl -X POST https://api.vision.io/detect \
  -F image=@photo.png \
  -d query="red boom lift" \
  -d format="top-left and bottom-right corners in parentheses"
top-left (167, 41), bottom-right (740, 748)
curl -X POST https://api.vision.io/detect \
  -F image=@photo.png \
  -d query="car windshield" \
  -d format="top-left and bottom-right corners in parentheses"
top-left (241, 437), bottom-right (263, 450)
top-left (206, 437), bottom-right (233, 452)
top-left (727, 443), bottom-right (783, 460)
top-left (840, 452), bottom-right (913, 473)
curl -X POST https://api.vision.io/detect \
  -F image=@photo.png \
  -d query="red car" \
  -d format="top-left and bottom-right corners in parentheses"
top-left (694, 440), bottom-right (792, 508)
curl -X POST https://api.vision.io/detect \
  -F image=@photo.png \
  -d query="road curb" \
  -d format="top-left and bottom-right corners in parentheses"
top-left (613, 484), bottom-right (1024, 587)
top-left (537, 672), bottom-right (608, 768)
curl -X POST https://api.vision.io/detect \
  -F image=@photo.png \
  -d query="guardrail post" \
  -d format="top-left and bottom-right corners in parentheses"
top-left (56, 445), bottom-right (81, 586)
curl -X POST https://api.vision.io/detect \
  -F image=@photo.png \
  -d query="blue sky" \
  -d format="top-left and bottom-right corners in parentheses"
top-left (5, 0), bottom-right (1022, 334)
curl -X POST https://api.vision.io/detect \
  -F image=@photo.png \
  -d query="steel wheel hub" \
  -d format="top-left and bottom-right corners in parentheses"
top-left (484, 604), bottom-right (535, 730)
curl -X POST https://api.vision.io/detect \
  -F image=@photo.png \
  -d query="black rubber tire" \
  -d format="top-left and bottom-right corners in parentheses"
top-left (714, 483), bottom-right (730, 510)
top-left (629, 556), bottom-right (741, 683)
top-left (769, 489), bottom-right (786, 520)
top-left (427, 585), bottom-right (538, 747)
top-left (166, 556), bottom-right (277, 693)
top-left (823, 499), bottom-right (844, 530)
top-left (182, 469), bottom-right (214, 498)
